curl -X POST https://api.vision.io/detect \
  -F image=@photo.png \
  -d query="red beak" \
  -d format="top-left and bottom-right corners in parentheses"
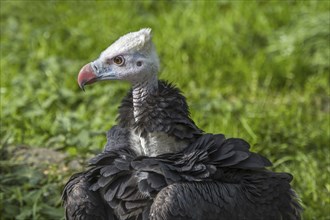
top-left (77, 63), bottom-right (98, 91)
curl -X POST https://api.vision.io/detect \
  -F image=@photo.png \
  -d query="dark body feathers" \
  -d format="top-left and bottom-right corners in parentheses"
top-left (62, 173), bottom-right (116, 220)
top-left (118, 81), bottom-right (203, 140)
top-left (63, 81), bottom-right (302, 220)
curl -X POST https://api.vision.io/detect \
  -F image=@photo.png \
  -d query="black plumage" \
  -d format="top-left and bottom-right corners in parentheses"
top-left (62, 173), bottom-right (116, 220)
top-left (118, 81), bottom-right (203, 141)
top-left (63, 81), bottom-right (302, 220)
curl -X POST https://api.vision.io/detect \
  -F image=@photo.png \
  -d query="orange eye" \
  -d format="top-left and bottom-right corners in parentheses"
top-left (113, 56), bottom-right (125, 66)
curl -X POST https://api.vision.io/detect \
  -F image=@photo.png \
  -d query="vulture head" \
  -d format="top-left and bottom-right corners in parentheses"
top-left (77, 28), bottom-right (160, 90)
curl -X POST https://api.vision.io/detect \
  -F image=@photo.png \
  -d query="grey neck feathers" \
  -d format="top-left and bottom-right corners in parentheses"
top-left (132, 75), bottom-right (158, 121)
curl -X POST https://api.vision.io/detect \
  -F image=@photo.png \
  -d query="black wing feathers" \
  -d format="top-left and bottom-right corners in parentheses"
top-left (150, 177), bottom-right (301, 220)
top-left (62, 172), bottom-right (117, 220)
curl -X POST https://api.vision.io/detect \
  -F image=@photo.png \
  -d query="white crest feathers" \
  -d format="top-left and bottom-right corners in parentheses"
top-left (101, 28), bottom-right (153, 58)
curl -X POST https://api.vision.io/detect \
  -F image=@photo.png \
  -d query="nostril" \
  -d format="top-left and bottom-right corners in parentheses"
top-left (136, 61), bottom-right (142, 67)
top-left (92, 64), bottom-right (98, 73)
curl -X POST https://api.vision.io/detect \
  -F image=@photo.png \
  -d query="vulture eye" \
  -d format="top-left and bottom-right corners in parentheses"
top-left (113, 56), bottom-right (125, 66)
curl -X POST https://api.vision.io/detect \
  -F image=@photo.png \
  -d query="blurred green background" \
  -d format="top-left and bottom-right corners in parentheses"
top-left (1, 1), bottom-right (329, 219)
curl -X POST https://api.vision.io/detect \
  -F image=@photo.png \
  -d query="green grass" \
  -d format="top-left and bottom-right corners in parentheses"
top-left (1, 1), bottom-right (329, 219)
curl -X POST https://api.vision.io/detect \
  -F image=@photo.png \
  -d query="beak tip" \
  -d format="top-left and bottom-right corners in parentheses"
top-left (78, 80), bottom-right (85, 91)
top-left (78, 81), bottom-right (85, 91)
top-left (80, 85), bottom-right (85, 92)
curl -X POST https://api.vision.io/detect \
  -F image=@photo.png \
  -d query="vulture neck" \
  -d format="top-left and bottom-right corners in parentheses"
top-left (132, 75), bottom-right (158, 121)
top-left (119, 78), bottom-right (201, 156)
top-left (131, 75), bottom-right (187, 156)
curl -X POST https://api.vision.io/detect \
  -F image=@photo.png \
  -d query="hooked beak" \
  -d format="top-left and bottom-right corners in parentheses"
top-left (77, 63), bottom-right (98, 91)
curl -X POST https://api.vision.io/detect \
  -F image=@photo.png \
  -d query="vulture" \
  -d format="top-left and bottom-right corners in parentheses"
top-left (62, 28), bottom-right (302, 220)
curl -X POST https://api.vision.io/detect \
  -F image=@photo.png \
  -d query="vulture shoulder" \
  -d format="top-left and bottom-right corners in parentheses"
top-left (103, 125), bottom-right (131, 152)
top-left (62, 125), bottom-right (131, 220)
